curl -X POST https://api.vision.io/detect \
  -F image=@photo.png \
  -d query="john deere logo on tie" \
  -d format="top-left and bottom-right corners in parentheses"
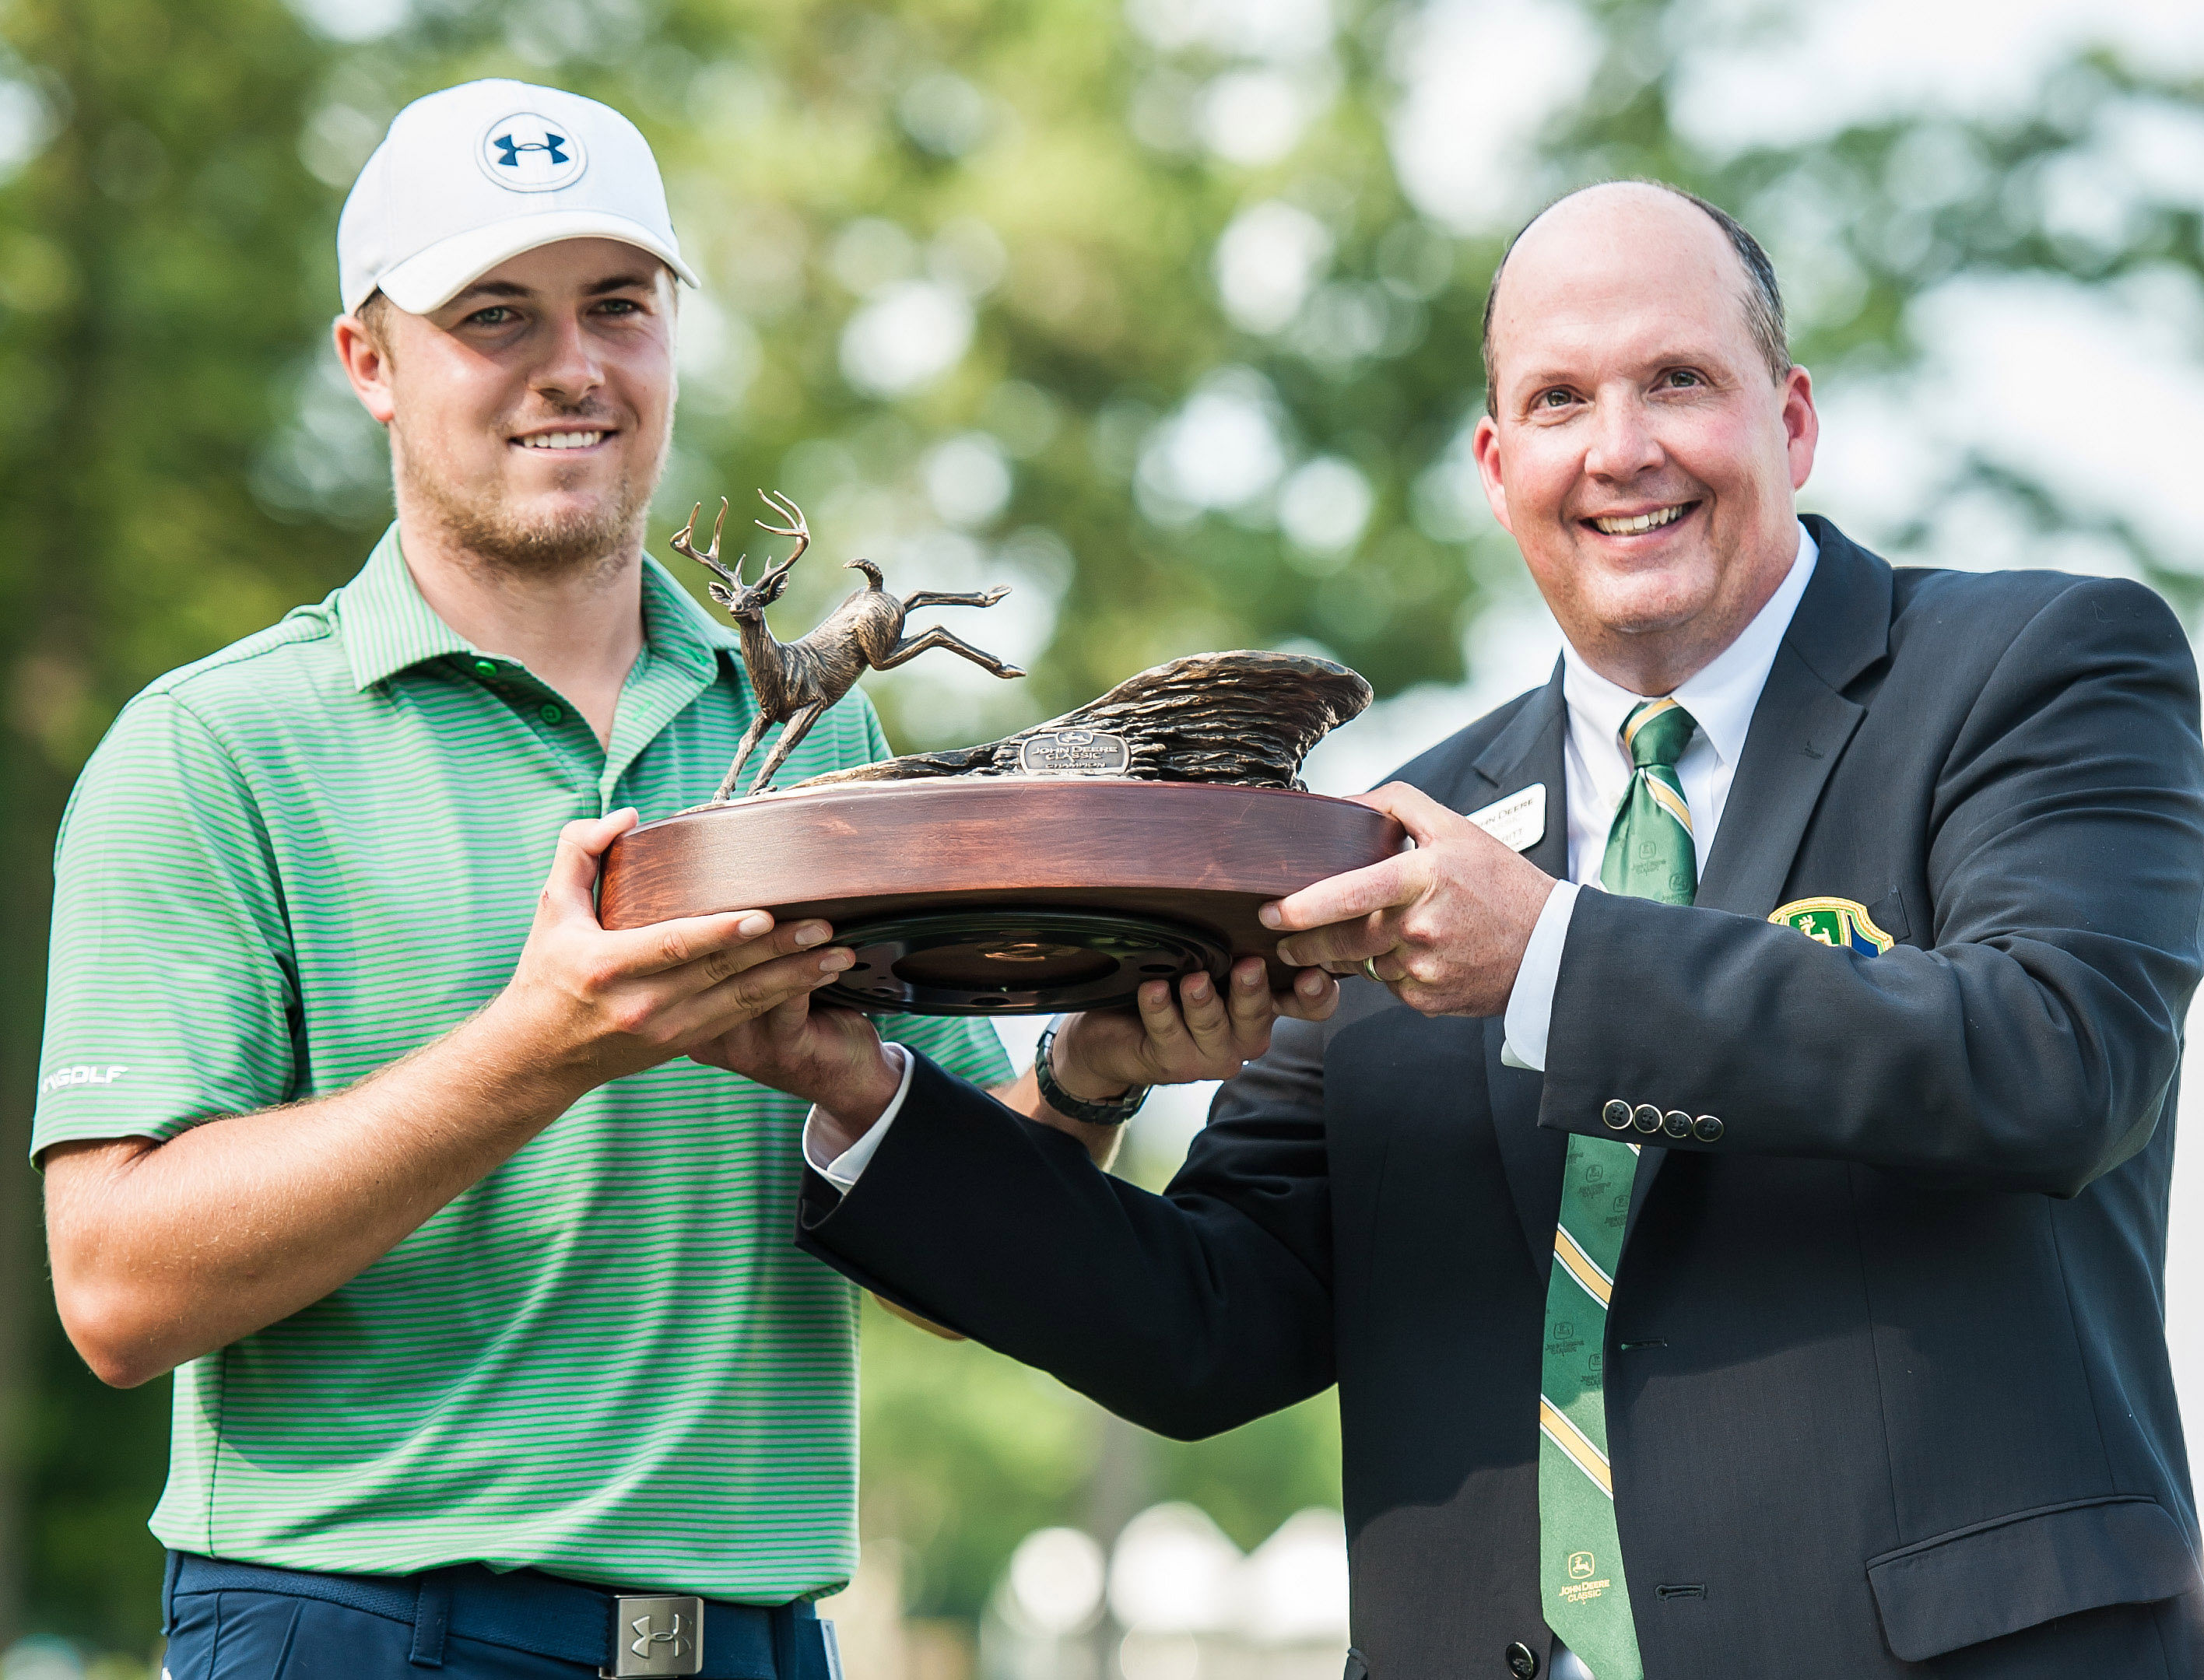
top-left (476, 111), bottom-right (588, 191)
top-left (1770, 896), bottom-right (1894, 956)
top-left (1569, 1552), bottom-right (1595, 1580)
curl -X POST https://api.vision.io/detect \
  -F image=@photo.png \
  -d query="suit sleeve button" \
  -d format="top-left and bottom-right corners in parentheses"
top-left (1602, 1100), bottom-right (1633, 1130)
top-left (1631, 1103), bottom-right (1662, 1134)
top-left (1506, 1642), bottom-right (1539, 1678)
top-left (1662, 1108), bottom-right (1691, 1138)
top-left (1693, 1114), bottom-right (1724, 1142)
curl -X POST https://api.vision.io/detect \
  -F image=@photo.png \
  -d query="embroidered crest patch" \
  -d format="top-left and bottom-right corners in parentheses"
top-left (1770, 896), bottom-right (1894, 956)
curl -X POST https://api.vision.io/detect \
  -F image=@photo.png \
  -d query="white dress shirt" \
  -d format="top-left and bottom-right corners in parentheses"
top-left (1548, 1644), bottom-right (1596, 1680)
top-left (809, 521), bottom-right (1820, 1186)
top-left (808, 1037), bottom-right (915, 1187)
top-left (1500, 521), bottom-right (1816, 1068)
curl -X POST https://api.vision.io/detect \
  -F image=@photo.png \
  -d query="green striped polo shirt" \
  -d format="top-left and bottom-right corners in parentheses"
top-left (33, 527), bottom-right (1009, 1598)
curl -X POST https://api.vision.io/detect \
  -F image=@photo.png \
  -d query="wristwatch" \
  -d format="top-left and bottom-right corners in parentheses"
top-left (1034, 1019), bottom-right (1149, 1125)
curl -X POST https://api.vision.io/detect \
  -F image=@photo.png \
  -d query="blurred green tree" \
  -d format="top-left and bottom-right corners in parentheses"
top-left (1, 0), bottom-right (2199, 1655)
top-left (0, 0), bottom-right (372, 1649)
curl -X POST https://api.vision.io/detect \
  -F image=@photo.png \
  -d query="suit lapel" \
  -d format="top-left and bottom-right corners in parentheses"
top-left (1461, 663), bottom-right (1571, 1269)
top-left (1623, 520), bottom-right (1894, 1242)
top-left (1462, 660), bottom-right (1571, 878)
top-left (1695, 521), bottom-right (1892, 916)
top-left (1693, 656), bottom-right (1865, 916)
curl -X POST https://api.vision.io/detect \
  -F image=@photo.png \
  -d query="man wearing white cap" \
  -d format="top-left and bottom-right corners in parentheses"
top-left (337, 82), bottom-right (700, 315)
top-left (28, 79), bottom-right (1023, 1678)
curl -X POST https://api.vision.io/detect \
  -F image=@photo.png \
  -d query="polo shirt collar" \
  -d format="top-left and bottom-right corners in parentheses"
top-left (637, 552), bottom-right (739, 684)
top-left (335, 524), bottom-right (740, 692)
top-left (336, 528), bottom-right (472, 690)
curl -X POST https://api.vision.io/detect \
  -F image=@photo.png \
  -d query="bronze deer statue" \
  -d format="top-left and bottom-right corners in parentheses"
top-left (672, 489), bottom-right (1026, 800)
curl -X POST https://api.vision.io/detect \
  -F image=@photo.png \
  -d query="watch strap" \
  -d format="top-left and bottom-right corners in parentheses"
top-left (1034, 1019), bottom-right (1148, 1125)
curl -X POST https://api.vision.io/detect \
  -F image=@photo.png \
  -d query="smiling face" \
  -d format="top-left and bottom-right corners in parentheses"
top-left (1472, 184), bottom-right (1818, 694)
top-left (337, 237), bottom-right (677, 578)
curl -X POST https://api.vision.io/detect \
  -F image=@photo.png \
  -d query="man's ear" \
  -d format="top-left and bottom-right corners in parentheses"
top-left (332, 312), bottom-right (397, 426)
top-left (1781, 364), bottom-right (1819, 493)
top-left (1471, 415), bottom-right (1514, 536)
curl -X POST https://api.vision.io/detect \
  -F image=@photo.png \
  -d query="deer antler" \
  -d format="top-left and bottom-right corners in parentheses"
top-left (751, 489), bottom-right (810, 591)
top-left (671, 499), bottom-right (742, 588)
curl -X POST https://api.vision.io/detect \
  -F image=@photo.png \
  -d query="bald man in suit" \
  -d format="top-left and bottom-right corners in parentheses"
top-left (725, 183), bottom-right (2204, 1679)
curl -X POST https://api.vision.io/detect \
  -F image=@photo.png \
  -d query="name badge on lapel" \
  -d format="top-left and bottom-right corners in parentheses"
top-left (1771, 896), bottom-right (1893, 956)
top-left (1469, 784), bottom-right (1546, 851)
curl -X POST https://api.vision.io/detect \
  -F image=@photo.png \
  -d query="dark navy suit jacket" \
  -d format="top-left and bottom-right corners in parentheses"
top-left (799, 519), bottom-right (2204, 1678)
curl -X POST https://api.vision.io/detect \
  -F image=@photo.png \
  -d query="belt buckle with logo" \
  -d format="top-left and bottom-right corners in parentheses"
top-left (605, 1596), bottom-right (704, 1678)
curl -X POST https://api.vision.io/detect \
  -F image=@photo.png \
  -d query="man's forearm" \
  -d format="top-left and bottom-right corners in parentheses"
top-left (809, 1056), bottom-right (1125, 1180)
top-left (991, 1065), bottom-right (1127, 1167)
top-left (42, 1008), bottom-right (589, 1387)
top-left (43, 813), bottom-right (866, 1387)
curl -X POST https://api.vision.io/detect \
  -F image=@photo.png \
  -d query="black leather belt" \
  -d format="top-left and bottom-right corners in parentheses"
top-left (166, 1552), bottom-right (840, 1679)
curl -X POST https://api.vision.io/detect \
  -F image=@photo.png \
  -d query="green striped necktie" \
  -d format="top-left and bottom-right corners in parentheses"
top-left (1537, 696), bottom-right (1699, 1679)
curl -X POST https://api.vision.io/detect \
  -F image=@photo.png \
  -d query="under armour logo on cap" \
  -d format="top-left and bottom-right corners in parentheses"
top-left (477, 110), bottom-right (588, 191)
top-left (493, 132), bottom-right (563, 167)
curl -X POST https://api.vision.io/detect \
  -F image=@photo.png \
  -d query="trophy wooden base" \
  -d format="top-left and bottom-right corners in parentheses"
top-left (597, 779), bottom-right (1404, 1015)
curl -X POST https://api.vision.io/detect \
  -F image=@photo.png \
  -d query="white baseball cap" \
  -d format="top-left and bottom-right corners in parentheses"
top-left (337, 79), bottom-right (700, 317)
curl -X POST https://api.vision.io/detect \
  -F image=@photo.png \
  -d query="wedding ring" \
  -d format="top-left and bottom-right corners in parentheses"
top-left (1362, 955), bottom-right (1385, 984)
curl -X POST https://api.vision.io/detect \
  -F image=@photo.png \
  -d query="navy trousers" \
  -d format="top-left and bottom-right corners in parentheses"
top-left (162, 1553), bottom-right (836, 1680)
top-left (163, 1587), bottom-right (591, 1679)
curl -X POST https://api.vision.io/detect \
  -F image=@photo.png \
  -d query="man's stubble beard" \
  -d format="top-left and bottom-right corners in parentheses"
top-left (391, 412), bottom-right (669, 585)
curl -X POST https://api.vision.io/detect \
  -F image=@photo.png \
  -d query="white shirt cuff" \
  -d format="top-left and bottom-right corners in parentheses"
top-left (802, 1043), bottom-right (914, 1191)
top-left (1500, 879), bottom-right (1581, 1073)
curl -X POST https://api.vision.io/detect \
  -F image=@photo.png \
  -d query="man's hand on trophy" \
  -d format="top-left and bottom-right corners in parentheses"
top-left (1259, 782), bottom-right (1558, 1018)
top-left (686, 988), bottom-right (904, 1142)
top-left (1049, 958), bottom-right (1339, 1098)
top-left (486, 809), bottom-right (865, 1100)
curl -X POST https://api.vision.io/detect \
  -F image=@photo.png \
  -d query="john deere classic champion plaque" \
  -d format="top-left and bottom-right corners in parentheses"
top-left (595, 493), bottom-right (1403, 1014)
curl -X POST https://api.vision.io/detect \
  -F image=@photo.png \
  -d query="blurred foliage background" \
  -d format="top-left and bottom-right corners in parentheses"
top-left (2, 0), bottom-right (2203, 1661)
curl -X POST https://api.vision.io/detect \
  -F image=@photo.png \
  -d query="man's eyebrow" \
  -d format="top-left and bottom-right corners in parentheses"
top-left (1509, 346), bottom-right (1732, 395)
top-left (444, 272), bottom-right (657, 310)
top-left (448, 280), bottom-right (532, 306)
top-left (1509, 367), bottom-right (1580, 397)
